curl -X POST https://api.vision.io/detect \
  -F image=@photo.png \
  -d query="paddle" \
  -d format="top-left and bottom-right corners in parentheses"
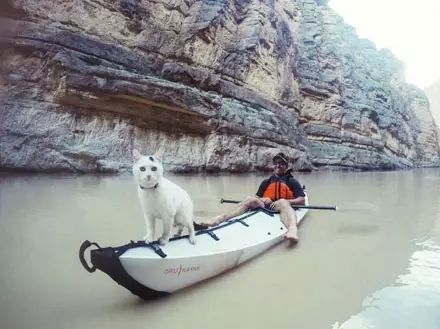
top-left (220, 198), bottom-right (337, 210)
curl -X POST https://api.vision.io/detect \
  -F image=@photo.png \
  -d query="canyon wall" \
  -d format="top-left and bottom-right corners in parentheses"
top-left (1, 0), bottom-right (439, 173)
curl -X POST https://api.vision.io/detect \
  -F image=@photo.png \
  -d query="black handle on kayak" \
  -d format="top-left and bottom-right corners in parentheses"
top-left (220, 198), bottom-right (337, 210)
top-left (79, 240), bottom-right (101, 273)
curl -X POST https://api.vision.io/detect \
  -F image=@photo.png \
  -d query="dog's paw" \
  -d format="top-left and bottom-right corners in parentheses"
top-left (159, 237), bottom-right (169, 246)
top-left (189, 236), bottom-right (196, 245)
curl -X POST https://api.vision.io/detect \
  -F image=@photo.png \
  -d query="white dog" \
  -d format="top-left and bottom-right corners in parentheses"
top-left (132, 149), bottom-right (196, 245)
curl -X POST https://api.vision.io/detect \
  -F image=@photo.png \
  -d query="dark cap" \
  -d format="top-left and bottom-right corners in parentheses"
top-left (273, 152), bottom-right (288, 165)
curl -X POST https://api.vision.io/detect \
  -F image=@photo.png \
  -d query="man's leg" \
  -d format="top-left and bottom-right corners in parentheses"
top-left (198, 196), bottom-right (265, 226)
top-left (272, 199), bottom-right (299, 242)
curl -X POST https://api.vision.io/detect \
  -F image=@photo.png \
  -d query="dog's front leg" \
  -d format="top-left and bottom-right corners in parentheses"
top-left (143, 215), bottom-right (155, 243)
top-left (159, 218), bottom-right (173, 246)
top-left (175, 224), bottom-right (184, 237)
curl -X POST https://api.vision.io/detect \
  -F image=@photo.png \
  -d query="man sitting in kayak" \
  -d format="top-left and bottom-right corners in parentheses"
top-left (198, 152), bottom-right (305, 243)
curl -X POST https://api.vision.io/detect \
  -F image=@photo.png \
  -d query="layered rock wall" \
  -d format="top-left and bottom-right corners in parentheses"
top-left (425, 81), bottom-right (440, 129)
top-left (1, 0), bottom-right (439, 173)
top-left (296, 1), bottom-right (440, 169)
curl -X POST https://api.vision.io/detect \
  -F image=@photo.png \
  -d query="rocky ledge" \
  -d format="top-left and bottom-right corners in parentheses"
top-left (1, 0), bottom-right (439, 173)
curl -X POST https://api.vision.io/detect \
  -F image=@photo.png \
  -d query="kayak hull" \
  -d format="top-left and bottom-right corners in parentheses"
top-left (81, 200), bottom-right (308, 299)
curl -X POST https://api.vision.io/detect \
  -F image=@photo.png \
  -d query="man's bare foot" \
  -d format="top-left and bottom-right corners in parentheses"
top-left (284, 230), bottom-right (299, 244)
top-left (193, 221), bottom-right (209, 231)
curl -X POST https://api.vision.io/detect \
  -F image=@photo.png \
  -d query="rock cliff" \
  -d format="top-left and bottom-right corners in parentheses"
top-left (1, 0), bottom-right (439, 173)
top-left (425, 81), bottom-right (440, 129)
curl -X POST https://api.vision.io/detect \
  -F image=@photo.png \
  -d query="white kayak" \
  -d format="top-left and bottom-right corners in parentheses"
top-left (79, 197), bottom-right (308, 299)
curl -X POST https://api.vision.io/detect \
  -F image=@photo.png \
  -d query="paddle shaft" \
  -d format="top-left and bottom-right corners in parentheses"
top-left (220, 198), bottom-right (337, 211)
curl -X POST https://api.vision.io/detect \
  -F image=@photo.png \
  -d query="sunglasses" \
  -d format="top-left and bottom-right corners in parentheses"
top-left (273, 162), bottom-right (287, 167)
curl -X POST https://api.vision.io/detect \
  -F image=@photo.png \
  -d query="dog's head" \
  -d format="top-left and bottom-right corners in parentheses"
top-left (132, 149), bottom-right (164, 188)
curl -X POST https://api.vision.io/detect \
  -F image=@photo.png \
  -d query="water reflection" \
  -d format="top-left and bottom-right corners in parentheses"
top-left (333, 240), bottom-right (440, 329)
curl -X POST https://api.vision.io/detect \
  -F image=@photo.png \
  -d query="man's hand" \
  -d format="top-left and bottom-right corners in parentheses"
top-left (269, 199), bottom-right (282, 210)
top-left (260, 197), bottom-right (273, 206)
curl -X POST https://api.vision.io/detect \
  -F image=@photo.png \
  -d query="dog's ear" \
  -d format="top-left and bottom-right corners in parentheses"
top-left (133, 149), bottom-right (142, 161)
top-left (154, 148), bottom-right (164, 162)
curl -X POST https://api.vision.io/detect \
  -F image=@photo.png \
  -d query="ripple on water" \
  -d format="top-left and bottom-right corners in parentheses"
top-left (333, 240), bottom-right (440, 329)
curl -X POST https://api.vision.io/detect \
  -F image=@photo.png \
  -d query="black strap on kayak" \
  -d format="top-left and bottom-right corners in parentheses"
top-left (232, 210), bottom-right (259, 222)
top-left (206, 230), bottom-right (220, 241)
top-left (113, 240), bottom-right (167, 259)
top-left (148, 242), bottom-right (167, 258)
top-left (195, 210), bottom-right (263, 239)
top-left (236, 219), bottom-right (249, 227)
top-left (256, 207), bottom-right (277, 216)
top-left (209, 209), bottom-right (260, 230)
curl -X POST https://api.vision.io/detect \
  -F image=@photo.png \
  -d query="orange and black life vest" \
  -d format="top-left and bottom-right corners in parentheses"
top-left (256, 175), bottom-right (304, 202)
top-left (262, 180), bottom-right (294, 201)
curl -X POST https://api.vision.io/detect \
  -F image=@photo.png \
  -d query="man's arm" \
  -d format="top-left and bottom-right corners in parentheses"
top-left (289, 196), bottom-right (305, 206)
top-left (256, 179), bottom-right (273, 205)
top-left (256, 179), bottom-right (270, 198)
top-left (288, 179), bottom-right (305, 205)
